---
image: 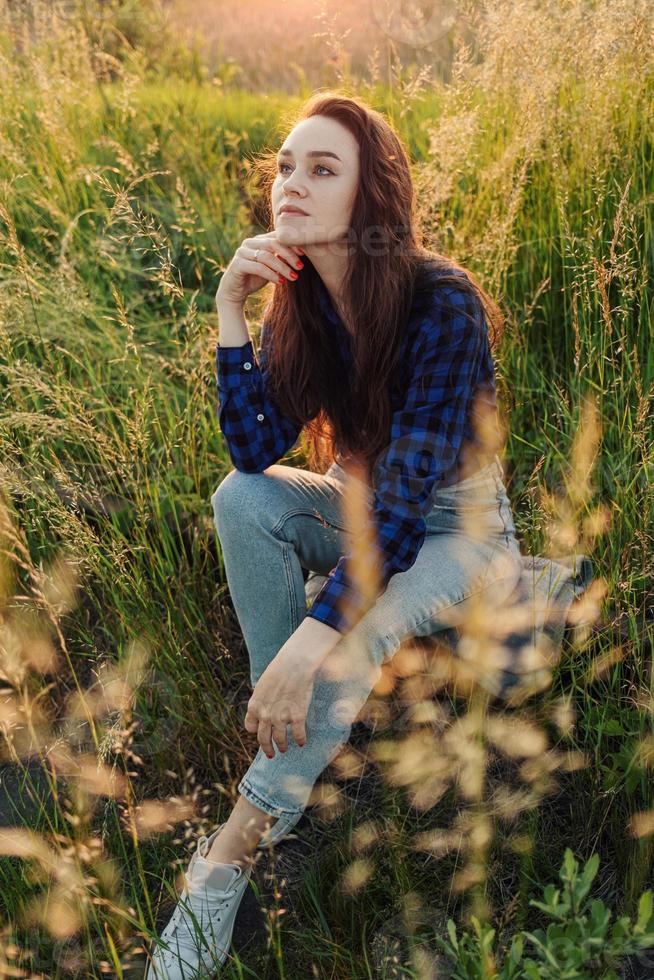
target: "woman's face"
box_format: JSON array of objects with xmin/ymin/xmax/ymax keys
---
[{"xmin": 271, "ymin": 115, "xmax": 360, "ymax": 248}]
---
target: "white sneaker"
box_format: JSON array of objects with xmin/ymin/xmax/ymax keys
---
[{"xmin": 145, "ymin": 823, "xmax": 252, "ymax": 979}]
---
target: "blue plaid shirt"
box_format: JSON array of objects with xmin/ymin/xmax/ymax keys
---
[{"xmin": 215, "ymin": 269, "xmax": 497, "ymax": 635}]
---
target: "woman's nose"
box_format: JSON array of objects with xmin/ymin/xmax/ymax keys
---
[{"xmin": 282, "ymin": 173, "xmax": 307, "ymax": 193}]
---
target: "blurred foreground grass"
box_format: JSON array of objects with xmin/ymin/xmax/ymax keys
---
[{"xmin": 0, "ymin": 0, "xmax": 653, "ymax": 976}]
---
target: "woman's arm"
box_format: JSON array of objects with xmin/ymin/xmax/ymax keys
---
[{"xmin": 215, "ymin": 302, "xmax": 303, "ymax": 473}]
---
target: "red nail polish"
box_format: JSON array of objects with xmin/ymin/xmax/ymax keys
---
[
  {"xmin": 296, "ymin": 261, "xmax": 303, "ymax": 269},
  {"xmin": 290, "ymin": 271, "xmax": 298, "ymax": 279},
  {"xmin": 278, "ymin": 276, "xmax": 284, "ymax": 284}
]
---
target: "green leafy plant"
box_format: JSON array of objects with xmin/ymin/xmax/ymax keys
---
[{"xmin": 437, "ymin": 849, "xmax": 654, "ymax": 978}]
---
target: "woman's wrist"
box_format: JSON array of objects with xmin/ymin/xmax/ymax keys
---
[
  {"xmin": 216, "ymin": 299, "xmax": 250, "ymax": 347},
  {"xmin": 215, "ymin": 290, "xmax": 244, "ymax": 311},
  {"xmin": 279, "ymin": 616, "xmax": 343, "ymax": 673}
]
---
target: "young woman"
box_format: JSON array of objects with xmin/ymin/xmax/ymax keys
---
[{"xmin": 145, "ymin": 91, "xmax": 524, "ymax": 979}]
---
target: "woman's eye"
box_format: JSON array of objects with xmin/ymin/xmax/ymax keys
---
[{"xmin": 277, "ymin": 163, "xmax": 333, "ymax": 176}]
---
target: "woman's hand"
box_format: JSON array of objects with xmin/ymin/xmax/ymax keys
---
[
  {"xmin": 215, "ymin": 230, "xmax": 305, "ymax": 309},
  {"xmin": 244, "ymin": 647, "xmax": 316, "ymax": 757}
]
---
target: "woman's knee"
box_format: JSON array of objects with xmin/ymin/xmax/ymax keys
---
[
  {"xmin": 211, "ymin": 466, "xmax": 285, "ymax": 535},
  {"xmin": 210, "ymin": 467, "xmax": 253, "ymax": 529}
]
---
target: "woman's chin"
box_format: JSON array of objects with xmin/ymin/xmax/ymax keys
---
[{"xmin": 275, "ymin": 225, "xmax": 308, "ymax": 246}]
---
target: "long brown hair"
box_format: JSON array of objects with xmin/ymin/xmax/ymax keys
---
[{"xmin": 250, "ymin": 91, "xmax": 505, "ymax": 477}]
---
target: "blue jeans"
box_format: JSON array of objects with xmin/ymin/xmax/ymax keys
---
[{"xmin": 210, "ymin": 453, "xmax": 523, "ymax": 827}]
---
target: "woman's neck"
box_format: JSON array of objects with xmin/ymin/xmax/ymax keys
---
[{"xmin": 303, "ymin": 246, "xmax": 352, "ymax": 329}]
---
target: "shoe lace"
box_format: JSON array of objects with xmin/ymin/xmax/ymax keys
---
[{"xmin": 154, "ymin": 835, "xmax": 244, "ymax": 967}]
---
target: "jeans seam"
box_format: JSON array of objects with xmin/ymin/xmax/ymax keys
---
[
  {"xmin": 493, "ymin": 474, "xmax": 510, "ymax": 537},
  {"xmin": 282, "ymin": 542, "xmax": 300, "ymax": 632},
  {"xmin": 238, "ymin": 777, "xmax": 305, "ymax": 817}
]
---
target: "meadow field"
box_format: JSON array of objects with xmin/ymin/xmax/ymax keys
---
[{"xmin": 0, "ymin": 0, "xmax": 653, "ymax": 976}]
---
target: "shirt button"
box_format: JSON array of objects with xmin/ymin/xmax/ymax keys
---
[
  {"xmin": 257, "ymin": 413, "xmax": 265, "ymax": 421},
  {"xmin": 243, "ymin": 361, "xmax": 252, "ymax": 370}
]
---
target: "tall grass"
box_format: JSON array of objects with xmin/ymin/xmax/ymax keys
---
[{"xmin": 0, "ymin": 0, "xmax": 652, "ymax": 976}]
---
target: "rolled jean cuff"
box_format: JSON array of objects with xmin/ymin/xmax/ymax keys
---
[{"xmin": 238, "ymin": 776, "xmax": 305, "ymax": 819}]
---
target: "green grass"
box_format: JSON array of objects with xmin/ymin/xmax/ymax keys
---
[{"xmin": 0, "ymin": 0, "xmax": 653, "ymax": 976}]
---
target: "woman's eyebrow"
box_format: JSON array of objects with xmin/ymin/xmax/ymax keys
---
[{"xmin": 277, "ymin": 148, "xmax": 342, "ymax": 161}]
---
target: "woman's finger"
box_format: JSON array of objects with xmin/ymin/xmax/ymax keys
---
[
  {"xmin": 258, "ymin": 718, "xmax": 274, "ymax": 758},
  {"xmin": 244, "ymin": 236, "xmax": 305, "ymax": 272},
  {"xmin": 291, "ymin": 718, "xmax": 307, "ymax": 748},
  {"xmin": 271, "ymin": 722, "xmax": 289, "ymax": 753},
  {"xmin": 241, "ymin": 243, "xmax": 303, "ymax": 281},
  {"xmin": 244, "ymin": 698, "xmax": 261, "ymax": 733},
  {"xmin": 234, "ymin": 255, "xmax": 280, "ymax": 285}
]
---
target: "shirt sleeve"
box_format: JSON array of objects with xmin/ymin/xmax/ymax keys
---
[
  {"xmin": 305, "ymin": 284, "xmax": 489, "ymax": 635},
  {"xmin": 215, "ymin": 315, "xmax": 303, "ymax": 473}
]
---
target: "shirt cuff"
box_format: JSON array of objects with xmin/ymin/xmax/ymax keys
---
[
  {"xmin": 305, "ymin": 604, "xmax": 348, "ymax": 634},
  {"xmin": 305, "ymin": 567, "xmax": 380, "ymax": 635},
  {"xmin": 215, "ymin": 340, "xmax": 257, "ymax": 394}
]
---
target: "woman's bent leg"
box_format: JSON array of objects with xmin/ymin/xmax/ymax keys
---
[
  {"xmin": 210, "ymin": 461, "xmax": 356, "ymax": 833},
  {"xmin": 211, "ymin": 457, "xmax": 522, "ymax": 829},
  {"xmin": 210, "ymin": 463, "xmax": 349, "ymax": 687},
  {"xmin": 236, "ymin": 527, "xmax": 523, "ymax": 820}
]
